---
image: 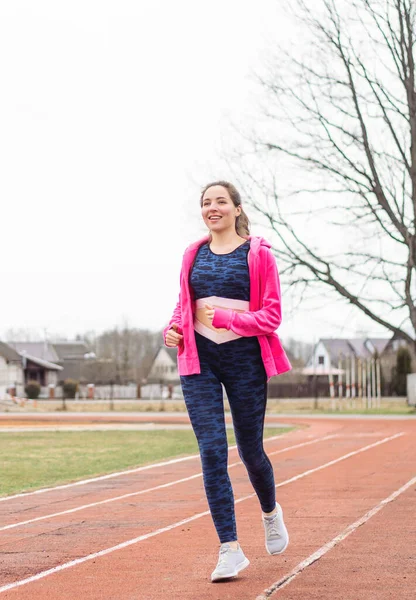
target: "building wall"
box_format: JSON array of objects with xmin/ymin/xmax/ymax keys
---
[
  {"xmin": 45, "ymin": 371, "xmax": 59, "ymax": 386},
  {"xmin": 308, "ymin": 342, "xmax": 330, "ymax": 370},
  {"xmin": 0, "ymin": 356, "xmax": 8, "ymax": 397},
  {"xmin": 9, "ymin": 363, "xmax": 24, "ymax": 385},
  {"xmin": 0, "ymin": 357, "xmax": 24, "ymax": 397}
]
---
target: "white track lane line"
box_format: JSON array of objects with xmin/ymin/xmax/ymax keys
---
[
  {"xmin": 0, "ymin": 432, "xmax": 403, "ymax": 594},
  {"xmin": 1, "ymin": 435, "xmax": 336, "ymax": 532},
  {"xmin": 255, "ymin": 473, "xmax": 416, "ymax": 599},
  {"xmin": 0, "ymin": 431, "xmax": 294, "ymax": 503}
]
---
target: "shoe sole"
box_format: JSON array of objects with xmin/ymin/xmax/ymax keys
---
[
  {"xmin": 266, "ymin": 540, "xmax": 289, "ymax": 556},
  {"xmin": 211, "ymin": 557, "xmax": 250, "ymax": 582}
]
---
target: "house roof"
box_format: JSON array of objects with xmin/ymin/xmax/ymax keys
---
[
  {"xmin": 9, "ymin": 342, "xmax": 60, "ymax": 363},
  {"xmin": 347, "ymin": 339, "xmax": 370, "ymax": 357},
  {"xmin": 53, "ymin": 342, "xmax": 90, "ymax": 360},
  {"xmin": 320, "ymin": 339, "xmax": 354, "ymax": 359},
  {"xmin": 320, "ymin": 337, "xmax": 391, "ymax": 362},
  {"xmin": 165, "ymin": 347, "xmax": 178, "ymax": 362},
  {"xmin": 147, "ymin": 345, "xmax": 177, "ymax": 368},
  {"xmin": 24, "ymin": 354, "xmax": 63, "ymax": 371},
  {"xmin": 0, "ymin": 341, "xmax": 22, "ymax": 362},
  {"xmin": 367, "ymin": 338, "xmax": 390, "ymax": 355}
]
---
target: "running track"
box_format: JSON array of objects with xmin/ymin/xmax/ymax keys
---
[{"xmin": 0, "ymin": 415, "xmax": 415, "ymax": 599}]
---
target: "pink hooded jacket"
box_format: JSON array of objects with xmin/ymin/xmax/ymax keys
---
[{"xmin": 163, "ymin": 235, "xmax": 292, "ymax": 380}]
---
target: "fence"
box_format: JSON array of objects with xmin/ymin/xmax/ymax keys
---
[
  {"xmin": 269, "ymin": 356, "xmax": 390, "ymax": 408},
  {"xmin": 36, "ymin": 383, "xmax": 139, "ymax": 400}
]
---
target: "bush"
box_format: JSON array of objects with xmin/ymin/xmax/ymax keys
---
[
  {"xmin": 25, "ymin": 380, "xmax": 41, "ymax": 399},
  {"xmin": 63, "ymin": 379, "xmax": 78, "ymax": 399}
]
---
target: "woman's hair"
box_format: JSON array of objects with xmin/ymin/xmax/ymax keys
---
[{"xmin": 200, "ymin": 180, "xmax": 250, "ymax": 236}]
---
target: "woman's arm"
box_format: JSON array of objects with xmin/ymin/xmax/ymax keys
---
[{"xmin": 212, "ymin": 249, "xmax": 282, "ymax": 336}]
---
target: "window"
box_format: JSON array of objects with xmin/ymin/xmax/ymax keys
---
[{"xmin": 318, "ymin": 356, "xmax": 324, "ymax": 365}]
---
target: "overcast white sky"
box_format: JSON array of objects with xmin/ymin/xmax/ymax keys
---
[{"xmin": 0, "ymin": 0, "xmax": 393, "ymax": 345}]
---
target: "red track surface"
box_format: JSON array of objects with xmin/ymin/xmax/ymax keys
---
[{"xmin": 0, "ymin": 416, "xmax": 415, "ymax": 599}]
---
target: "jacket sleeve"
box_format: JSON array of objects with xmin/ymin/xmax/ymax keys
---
[
  {"xmin": 163, "ymin": 292, "xmax": 183, "ymax": 345},
  {"xmin": 212, "ymin": 248, "xmax": 282, "ymax": 336},
  {"xmin": 163, "ymin": 252, "xmax": 186, "ymax": 346}
]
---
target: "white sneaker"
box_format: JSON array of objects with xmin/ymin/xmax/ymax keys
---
[
  {"xmin": 210, "ymin": 543, "xmax": 250, "ymax": 582},
  {"xmin": 262, "ymin": 502, "xmax": 289, "ymax": 555}
]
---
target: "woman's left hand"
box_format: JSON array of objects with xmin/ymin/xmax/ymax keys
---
[{"xmin": 204, "ymin": 304, "xmax": 215, "ymax": 322}]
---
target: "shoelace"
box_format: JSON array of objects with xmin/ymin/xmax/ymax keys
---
[
  {"xmin": 217, "ymin": 547, "xmax": 233, "ymax": 568},
  {"xmin": 265, "ymin": 515, "xmax": 282, "ymax": 539}
]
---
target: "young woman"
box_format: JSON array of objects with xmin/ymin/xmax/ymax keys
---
[{"xmin": 164, "ymin": 181, "xmax": 291, "ymax": 582}]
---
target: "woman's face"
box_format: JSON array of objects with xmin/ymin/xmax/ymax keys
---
[{"xmin": 201, "ymin": 185, "xmax": 241, "ymax": 233}]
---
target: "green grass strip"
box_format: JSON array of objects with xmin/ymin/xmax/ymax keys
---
[{"xmin": 0, "ymin": 427, "xmax": 291, "ymax": 497}]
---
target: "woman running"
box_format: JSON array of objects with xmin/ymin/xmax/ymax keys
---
[{"xmin": 164, "ymin": 181, "xmax": 291, "ymax": 582}]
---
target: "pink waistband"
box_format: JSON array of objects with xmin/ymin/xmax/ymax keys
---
[
  {"xmin": 194, "ymin": 296, "xmax": 249, "ymax": 345},
  {"xmin": 194, "ymin": 320, "xmax": 242, "ymax": 344},
  {"xmin": 195, "ymin": 296, "xmax": 249, "ymax": 311}
]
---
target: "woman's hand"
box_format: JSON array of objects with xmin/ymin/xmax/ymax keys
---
[
  {"xmin": 204, "ymin": 304, "xmax": 215, "ymax": 322},
  {"xmin": 165, "ymin": 324, "xmax": 183, "ymax": 347}
]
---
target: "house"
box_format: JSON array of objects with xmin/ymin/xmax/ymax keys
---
[
  {"xmin": 143, "ymin": 346, "xmax": 181, "ymax": 399},
  {"xmin": 8, "ymin": 341, "xmax": 63, "ymax": 388},
  {"xmin": 21, "ymin": 353, "xmax": 63, "ymax": 387},
  {"xmin": 146, "ymin": 347, "xmax": 179, "ymax": 383},
  {"xmin": 304, "ymin": 335, "xmax": 415, "ymax": 396},
  {"xmin": 307, "ymin": 337, "xmax": 391, "ymax": 372},
  {"xmin": 53, "ymin": 341, "xmax": 91, "ymax": 382},
  {"xmin": 0, "ymin": 340, "xmax": 65, "ymax": 398},
  {"xmin": 0, "ymin": 342, "xmax": 24, "ymax": 398},
  {"xmin": 8, "ymin": 340, "xmax": 91, "ymax": 385}
]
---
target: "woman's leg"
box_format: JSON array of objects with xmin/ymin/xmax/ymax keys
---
[
  {"xmin": 180, "ymin": 353, "xmax": 237, "ymax": 544},
  {"xmin": 221, "ymin": 339, "xmax": 276, "ymax": 514}
]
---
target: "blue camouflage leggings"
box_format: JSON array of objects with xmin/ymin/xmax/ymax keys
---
[{"xmin": 180, "ymin": 332, "xmax": 276, "ymax": 543}]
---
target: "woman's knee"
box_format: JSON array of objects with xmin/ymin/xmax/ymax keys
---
[
  {"xmin": 200, "ymin": 441, "xmax": 228, "ymax": 467},
  {"xmin": 238, "ymin": 447, "xmax": 267, "ymax": 471}
]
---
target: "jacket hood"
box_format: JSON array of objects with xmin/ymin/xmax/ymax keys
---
[
  {"xmin": 248, "ymin": 236, "xmax": 271, "ymax": 252},
  {"xmin": 184, "ymin": 235, "xmax": 271, "ymax": 256}
]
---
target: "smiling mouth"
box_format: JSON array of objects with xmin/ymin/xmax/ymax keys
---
[{"xmin": 208, "ymin": 216, "xmax": 222, "ymax": 221}]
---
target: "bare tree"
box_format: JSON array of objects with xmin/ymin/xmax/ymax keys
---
[
  {"xmin": 231, "ymin": 0, "xmax": 416, "ymax": 347},
  {"xmin": 5, "ymin": 328, "xmax": 48, "ymax": 342},
  {"xmin": 83, "ymin": 326, "xmax": 161, "ymax": 384}
]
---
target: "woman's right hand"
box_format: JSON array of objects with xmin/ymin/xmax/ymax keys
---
[{"xmin": 165, "ymin": 324, "xmax": 183, "ymax": 347}]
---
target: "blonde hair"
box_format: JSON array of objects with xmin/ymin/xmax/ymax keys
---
[{"xmin": 200, "ymin": 180, "xmax": 250, "ymax": 236}]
